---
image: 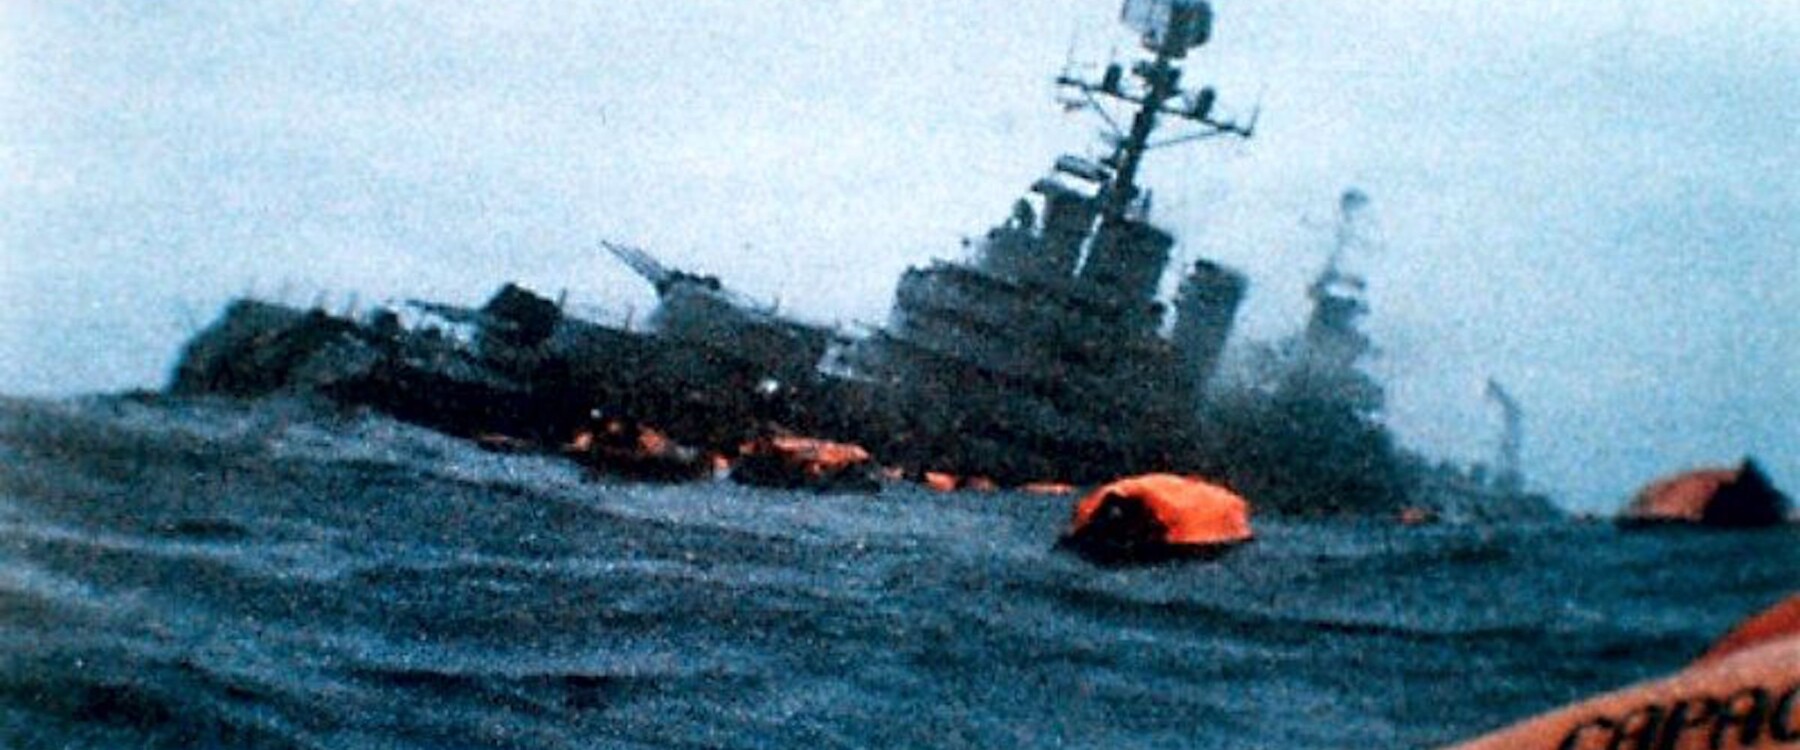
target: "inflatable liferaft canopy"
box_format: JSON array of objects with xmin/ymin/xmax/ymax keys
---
[
  {"xmin": 1059, "ymin": 473, "xmax": 1252, "ymax": 564},
  {"xmin": 1699, "ymin": 595, "xmax": 1800, "ymax": 667},
  {"xmin": 1619, "ymin": 458, "xmax": 1792, "ymax": 528},
  {"xmin": 1447, "ymin": 594, "xmax": 1800, "ymax": 749}
]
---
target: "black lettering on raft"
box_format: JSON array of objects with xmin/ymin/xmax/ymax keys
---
[
  {"xmin": 1711, "ymin": 689, "xmax": 1769, "ymax": 750},
  {"xmin": 1558, "ymin": 716, "xmax": 1615, "ymax": 750},
  {"xmin": 1653, "ymin": 698, "xmax": 1717, "ymax": 750},
  {"xmin": 1773, "ymin": 683, "xmax": 1800, "ymax": 743},
  {"xmin": 1550, "ymin": 681, "xmax": 1800, "ymax": 750},
  {"xmin": 1611, "ymin": 703, "xmax": 1664, "ymax": 750}
]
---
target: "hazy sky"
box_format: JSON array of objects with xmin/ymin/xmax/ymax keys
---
[{"xmin": 3, "ymin": 1, "xmax": 1795, "ymax": 512}]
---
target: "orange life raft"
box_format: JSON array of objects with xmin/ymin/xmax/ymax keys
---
[
  {"xmin": 1447, "ymin": 594, "xmax": 1800, "ymax": 749},
  {"xmin": 1698, "ymin": 594, "xmax": 1800, "ymax": 666},
  {"xmin": 563, "ymin": 420, "xmax": 711, "ymax": 481},
  {"xmin": 1058, "ymin": 473, "xmax": 1253, "ymax": 564},
  {"xmin": 1618, "ymin": 458, "xmax": 1791, "ymax": 528},
  {"xmin": 731, "ymin": 435, "xmax": 880, "ymax": 492}
]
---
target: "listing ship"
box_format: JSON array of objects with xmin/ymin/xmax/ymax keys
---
[{"xmin": 166, "ymin": 0, "xmax": 1558, "ymax": 518}]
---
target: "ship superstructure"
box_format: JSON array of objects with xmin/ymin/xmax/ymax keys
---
[
  {"xmin": 1281, "ymin": 188, "xmax": 1383, "ymax": 413},
  {"xmin": 843, "ymin": 0, "xmax": 1253, "ymax": 482}
]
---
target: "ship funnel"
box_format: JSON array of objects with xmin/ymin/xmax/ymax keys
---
[{"xmin": 1173, "ymin": 260, "xmax": 1246, "ymax": 394}]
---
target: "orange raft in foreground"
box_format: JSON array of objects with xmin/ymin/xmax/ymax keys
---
[
  {"xmin": 1619, "ymin": 458, "xmax": 1792, "ymax": 528},
  {"xmin": 1446, "ymin": 594, "xmax": 1800, "ymax": 750},
  {"xmin": 1057, "ymin": 473, "xmax": 1253, "ymax": 564}
]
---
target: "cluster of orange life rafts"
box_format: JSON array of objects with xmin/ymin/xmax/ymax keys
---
[{"xmin": 547, "ymin": 426, "xmax": 1800, "ymax": 746}]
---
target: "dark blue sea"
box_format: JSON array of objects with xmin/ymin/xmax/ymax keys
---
[{"xmin": 3, "ymin": 396, "xmax": 1795, "ymax": 749}]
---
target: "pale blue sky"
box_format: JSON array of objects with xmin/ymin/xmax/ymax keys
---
[{"xmin": 3, "ymin": 1, "xmax": 1795, "ymax": 512}]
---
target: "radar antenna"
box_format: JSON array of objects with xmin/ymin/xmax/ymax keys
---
[{"xmin": 1326, "ymin": 188, "xmax": 1370, "ymax": 280}]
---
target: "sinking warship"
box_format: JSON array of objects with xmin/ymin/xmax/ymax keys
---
[{"xmin": 168, "ymin": 0, "xmax": 1558, "ymax": 517}]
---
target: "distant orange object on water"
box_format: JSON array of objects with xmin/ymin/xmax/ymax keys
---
[
  {"xmin": 1618, "ymin": 458, "xmax": 1791, "ymax": 528},
  {"xmin": 922, "ymin": 471, "xmax": 957, "ymax": 492},
  {"xmin": 732, "ymin": 435, "xmax": 878, "ymax": 492},
  {"xmin": 1398, "ymin": 506, "xmax": 1438, "ymax": 526},
  {"xmin": 754, "ymin": 435, "xmax": 872, "ymax": 468},
  {"xmin": 1059, "ymin": 473, "xmax": 1252, "ymax": 564}
]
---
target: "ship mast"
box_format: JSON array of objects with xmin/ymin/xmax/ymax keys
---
[
  {"xmin": 1485, "ymin": 379, "xmax": 1524, "ymax": 493},
  {"xmin": 1056, "ymin": 0, "xmax": 1255, "ymax": 227}
]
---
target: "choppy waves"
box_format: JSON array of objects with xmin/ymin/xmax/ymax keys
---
[{"xmin": 2, "ymin": 396, "xmax": 1795, "ymax": 748}]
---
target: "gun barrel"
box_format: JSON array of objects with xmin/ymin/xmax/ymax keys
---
[{"xmin": 600, "ymin": 241, "xmax": 672, "ymax": 287}]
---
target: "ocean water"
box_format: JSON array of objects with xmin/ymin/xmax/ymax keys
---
[{"xmin": 2, "ymin": 396, "xmax": 1794, "ymax": 749}]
